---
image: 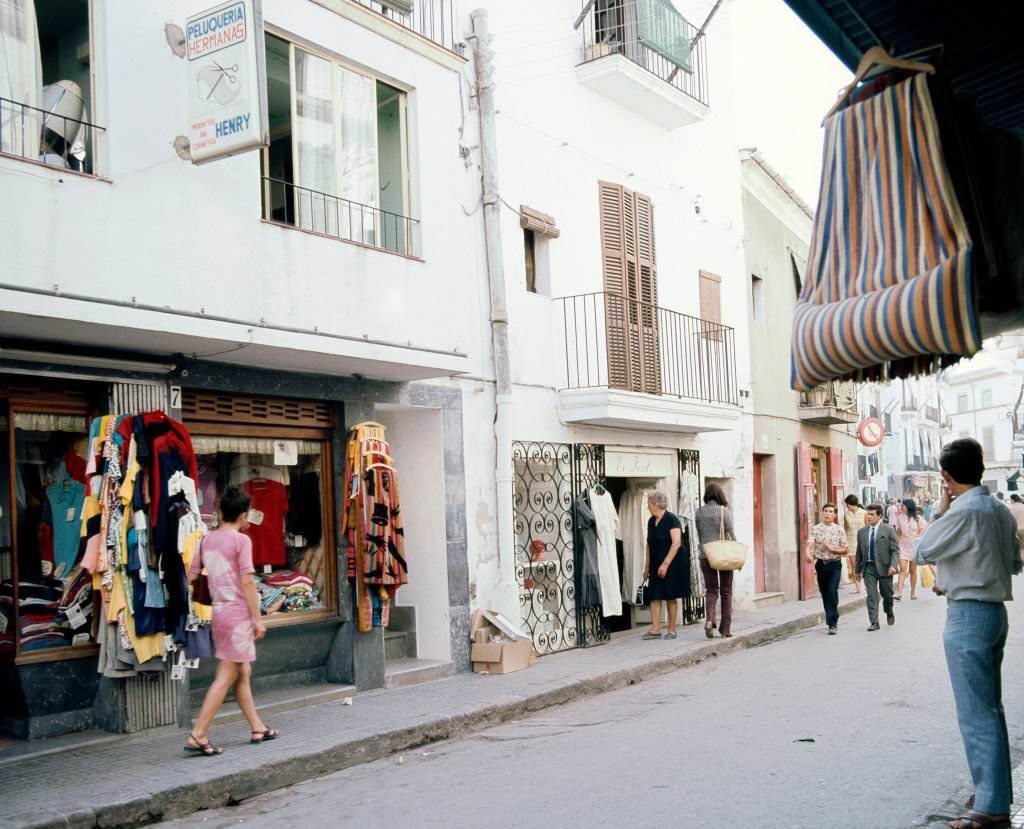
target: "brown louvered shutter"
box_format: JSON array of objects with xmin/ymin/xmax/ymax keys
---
[
  {"xmin": 599, "ymin": 181, "xmax": 661, "ymax": 394},
  {"xmin": 600, "ymin": 181, "xmax": 631, "ymax": 390},
  {"xmin": 634, "ymin": 192, "xmax": 661, "ymax": 394},
  {"xmin": 699, "ymin": 269, "xmax": 722, "ymax": 340}
]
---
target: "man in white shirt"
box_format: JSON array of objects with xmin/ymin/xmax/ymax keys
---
[{"xmin": 916, "ymin": 438, "xmax": 1022, "ymax": 829}]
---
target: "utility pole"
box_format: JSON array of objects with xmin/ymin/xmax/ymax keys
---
[{"xmin": 471, "ymin": 7, "xmax": 516, "ymax": 618}]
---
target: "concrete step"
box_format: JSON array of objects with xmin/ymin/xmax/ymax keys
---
[
  {"xmin": 210, "ymin": 680, "xmax": 356, "ymax": 727},
  {"xmin": 753, "ymin": 591, "xmax": 786, "ymax": 608},
  {"xmin": 384, "ymin": 630, "xmax": 408, "ymax": 660},
  {"xmin": 384, "ymin": 658, "xmax": 454, "ymax": 689}
]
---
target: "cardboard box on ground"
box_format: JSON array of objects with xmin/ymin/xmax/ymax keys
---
[{"xmin": 469, "ymin": 609, "xmax": 538, "ymax": 674}]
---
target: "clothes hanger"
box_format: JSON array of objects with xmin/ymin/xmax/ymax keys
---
[{"xmin": 822, "ymin": 46, "xmax": 935, "ymax": 124}]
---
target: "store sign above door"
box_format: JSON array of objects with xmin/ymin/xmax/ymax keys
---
[
  {"xmin": 605, "ymin": 450, "xmax": 673, "ymax": 478},
  {"xmin": 185, "ymin": 0, "xmax": 268, "ymax": 164}
]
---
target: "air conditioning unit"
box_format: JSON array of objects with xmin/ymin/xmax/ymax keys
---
[{"xmin": 381, "ymin": 0, "xmax": 413, "ymax": 14}]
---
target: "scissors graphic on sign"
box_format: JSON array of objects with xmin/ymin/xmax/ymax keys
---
[{"xmin": 205, "ymin": 61, "xmax": 239, "ymax": 101}]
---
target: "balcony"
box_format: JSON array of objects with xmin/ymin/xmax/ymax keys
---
[
  {"xmin": 329, "ymin": 0, "xmax": 458, "ymax": 54},
  {"xmin": 576, "ymin": 0, "xmax": 709, "ymax": 129},
  {"xmin": 557, "ymin": 292, "xmax": 740, "ymax": 433},
  {"xmin": 0, "ymin": 96, "xmax": 104, "ymax": 177},
  {"xmin": 261, "ymin": 177, "xmax": 419, "ymax": 257},
  {"xmin": 799, "ymin": 382, "xmax": 858, "ymax": 426}
]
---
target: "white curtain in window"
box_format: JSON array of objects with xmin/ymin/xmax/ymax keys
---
[
  {"xmin": 293, "ymin": 47, "xmax": 337, "ymax": 234},
  {"xmin": 0, "ymin": 0, "xmax": 42, "ymax": 157},
  {"xmin": 336, "ymin": 66, "xmax": 378, "ymax": 246}
]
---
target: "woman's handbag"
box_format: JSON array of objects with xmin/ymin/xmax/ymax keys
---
[
  {"xmin": 703, "ymin": 506, "xmax": 748, "ymax": 571},
  {"xmin": 190, "ymin": 537, "xmax": 213, "ymax": 606},
  {"xmin": 920, "ymin": 563, "xmax": 936, "ymax": 589},
  {"xmin": 634, "ymin": 579, "xmax": 649, "ymax": 607},
  {"xmin": 184, "ymin": 624, "xmax": 214, "ymax": 659}
]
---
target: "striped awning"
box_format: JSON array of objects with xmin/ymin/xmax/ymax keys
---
[{"xmin": 790, "ymin": 72, "xmax": 981, "ymax": 392}]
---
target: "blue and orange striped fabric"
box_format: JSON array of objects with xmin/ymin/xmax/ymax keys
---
[{"xmin": 791, "ymin": 72, "xmax": 981, "ymax": 392}]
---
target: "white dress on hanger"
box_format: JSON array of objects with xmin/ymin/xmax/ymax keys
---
[
  {"xmin": 619, "ymin": 486, "xmax": 651, "ymax": 604},
  {"xmin": 589, "ymin": 487, "xmax": 622, "ymax": 617},
  {"xmin": 680, "ymin": 469, "xmax": 705, "ymax": 598}
]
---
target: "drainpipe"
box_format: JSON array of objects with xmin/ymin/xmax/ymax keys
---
[{"xmin": 472, "ymin": 8, "xmax": 516, "ymax": 618}]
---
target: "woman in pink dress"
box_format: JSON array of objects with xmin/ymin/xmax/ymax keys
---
[
  {"xmin": 185, "ymin": 487, "xmax": 278, "ymax": 755},
  {"xmin": 895, "ymin": 498, "xmax": 928, "ymax": 601}
]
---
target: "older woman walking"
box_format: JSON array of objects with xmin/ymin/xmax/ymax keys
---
[
  {"xmin": 642, "ymin": 491, "xmax": 686, "ymax": 640},
  {"xmin": 695, "ymin": 484, "xmax": 736, "ymax": 638},
  {"xmin": 184, "ymin": 486, "xmax": 277, "ymax": 756}
]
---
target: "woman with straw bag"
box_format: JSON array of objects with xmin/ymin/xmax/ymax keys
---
[{"xmin": 695, "ymin": 484, "xmax": 740, "ymax": 638}]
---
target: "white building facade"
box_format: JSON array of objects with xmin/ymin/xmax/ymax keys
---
[{"xmin": 456, "ymin": 0, "xmax": 756, "ymax": 652}]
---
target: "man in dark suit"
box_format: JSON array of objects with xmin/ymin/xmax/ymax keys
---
[{"xmin": 856, "ymin": 504, "xmax": 899, "ymax": 630}]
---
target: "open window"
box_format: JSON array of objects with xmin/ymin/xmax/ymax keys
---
[
  {"xmin": 261, "ymin": 32, "xmax": 415, "ymax": 255},
  {"xmin": 0, "ymin": 0, "xmax": 100, "ymax": 174}
]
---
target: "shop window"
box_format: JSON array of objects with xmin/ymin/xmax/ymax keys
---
[
  {"xmin": 1, "ymin": 388, "xmax": 97, "ymax": 660},
  {"xmin": 183, "ymin": 392, "xmax": 337, "ymax": 623},
  {"xmin": 261, "ymin": 32, "xmax": 415, "ymax": 255},
  {"xmin": 0, "ymin": 0, "xmax": 101, "ymax": 174}
]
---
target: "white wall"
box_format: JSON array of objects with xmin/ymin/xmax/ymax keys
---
[
  {"xmin": 0, "ymin": 0, "xmax": 483, "ymax": 378},
  {"xmin": 375, "ymin": 404, "xmax": 451, "ymax": 662}
]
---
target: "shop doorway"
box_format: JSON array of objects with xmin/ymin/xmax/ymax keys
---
[{"xmin": 375, "ymin": 405, "xmax": 450, "ymax": 666}]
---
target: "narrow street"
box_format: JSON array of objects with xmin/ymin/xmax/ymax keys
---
[{"xmin": 162, "ymin": 592, "xmax": 1024, "ymax": 829}]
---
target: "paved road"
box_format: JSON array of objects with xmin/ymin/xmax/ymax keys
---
[{"xmin": 165, "ymin": 592, "xmax": 1024, "ymax": 828}]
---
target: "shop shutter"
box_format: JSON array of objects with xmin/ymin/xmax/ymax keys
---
[
  {"xmin": 599, "ymin": 180, "xmax": 632, "ymax": 390},
  {"xmin": 599, "ymin": 181, "xmax": 661, "ymax": 394},
  {"xmin": 826, "ymin": 446, "xmax": 845, "ymax": 507},
  {"xmin": 795, "ymin": 441, "xmax": 817, "ymax": 600},
  {"xmin": 110, "ymin": 381, "xmax": 169, "ymax": 415},
  {"xmin": 182, "ymin": 391, "xmax": 332, "ymax": 429}
]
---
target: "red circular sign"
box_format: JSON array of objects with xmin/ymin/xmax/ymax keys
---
[{"xmin": 858, "ymin": 417, "xmax": 885, "ymax": 447}]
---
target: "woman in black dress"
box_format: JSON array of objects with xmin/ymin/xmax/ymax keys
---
[{"xmin": 642, "ymin": 491, "xmax": 686, "ymax": 640}]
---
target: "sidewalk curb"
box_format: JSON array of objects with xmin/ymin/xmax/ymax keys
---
[{"xmin": 14, "ymin": 596, "xmax": 866, "ymax": 829}]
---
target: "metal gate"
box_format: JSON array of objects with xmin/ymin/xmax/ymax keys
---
[
  {"xmin": 512, "ymin": 441, "xmax": 609, "ymax": 655},
  {"xmin": 678, "ymin": 448, "xmax": 706, "ymax": 625}
]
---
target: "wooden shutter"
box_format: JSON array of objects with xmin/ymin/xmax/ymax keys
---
[
  {"xmin": 599, "ymin": 181, "xmax": 661, "ymax": 394},
  {"xmin": 635, "ymin": 192, "xmax": 661, "ymax": 394},
  {"xmin": 826, "ymin": 446, "xmax": 845, "ymax": 507},
  {"xmin": 795, "ymin": 441, "xmax": 817, "ymax": 600}
]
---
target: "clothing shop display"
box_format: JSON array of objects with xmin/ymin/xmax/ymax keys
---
[
  {"xmin": 618, "ymin": 484, "xmax": 656, "ymax": 605},
  {"xmin": 678, "ymin": 470, "xmax": 705, "ymax": 599},
  {"xmin": 342, "ymin": 422, "xmax": 407, "ymax": 632},
  {"xmin": 572, "ymin": 492, "xmax": 602, "ymax": 610},
  {"xmin": 78, "ymin": 411, "xmax": 207, "ymax": 677},
  {"xmin": 242, "ymin": 477, "xmax": 289, "ymax": 567},
  {"xmin": 588, "ymin": 487, "xmax": 621, "ymax": 617}
]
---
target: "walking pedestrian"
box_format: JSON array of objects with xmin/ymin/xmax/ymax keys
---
[
  {"xmin": 886, "ymin": 498, "xmax": 899, "ymax": 526},
  {"xmin": 843, "ymin": 494, "xmax": 866, "ymax": 594},
  {"xmin": 641, "ymin": 491, "xmax": 685, "ymax": 640},
  {"xmin": 895, "ymin": 498, "xmax": 928, "ymax": 600},
  {"xmin": 805, "ymin": 503, "xmax": 847, "ymax": 634},
  {"xmin": 916, "ymin": 438, "xmax": 1022, "ymax": 829},
  {"xmin": 695, "ymin": 483, "xmax": 735, "ymax": 638},
  {"xmin": 855, "ymin": 504, "xmax": 898, "ymax": 630},
  {"xmin": 185, "ymin": 486, "xmax": 278, "ymax": 756}
]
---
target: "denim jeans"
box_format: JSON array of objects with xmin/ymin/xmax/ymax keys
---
[
  {"xmin": 943, "ymin": 600, "xmax": 1012, "ymax": 815},
  {"xmin": 815, "ymin": 559, "xmax": 842, "ymax": 627}
]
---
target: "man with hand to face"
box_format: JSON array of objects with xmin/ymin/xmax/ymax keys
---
[
  {"xmin": 916, "ymin": 438, "xmax": 1023, "ymax": 829},
  {"xmin": 856, "ymin": 504, "xmax": 899, "ymax": 631}
]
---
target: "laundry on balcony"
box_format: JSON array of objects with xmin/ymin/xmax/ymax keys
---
[{"xmin": 791, "ymin": 47, "xmax": 1024, "ymax": 392}]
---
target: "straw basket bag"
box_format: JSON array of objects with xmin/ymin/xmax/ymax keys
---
[{"xmin": 703, "ymin": 506, "xmax": 747, "ymax": 571}]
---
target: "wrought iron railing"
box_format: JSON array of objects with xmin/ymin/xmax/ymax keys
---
[
  {"xmin": 349, "ymin": 0, "xmax": 459, "ymax": 54},
  {"xmin": 261, "ymin": 176, "xmax": 419, "ymax": 256},
  {"xmin": 577, "ymin": 0, "xmax": 710, "ymax": 107},
  {"xmin": 559, "ymin": 292, "xmax": 738, "ymax": 405},
  {"xmin": 0, "ymin": 96, "xmax": 104, "ymax": 175}
]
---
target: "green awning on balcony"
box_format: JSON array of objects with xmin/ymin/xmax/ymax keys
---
[{"xmin": 636, "ymin": 0, "xmax": 692, "ymax": 73}]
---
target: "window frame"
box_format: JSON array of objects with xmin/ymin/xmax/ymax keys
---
[
  {"xmin": 261, "ymin": 26, "xmax": 415, "ymax": 255},
  {"xmin": 184, "ymin": 408, "xmax": 340, "ymax": 629}
]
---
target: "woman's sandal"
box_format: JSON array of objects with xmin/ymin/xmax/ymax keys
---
[
  {"xmin": 251, "ymin": 728, "xmax": 280, "ymax": 744},
  {"xmin": 184, "ymin": 734, "xmax": 224, "ymax": 756},
  {"xmin": 641, "ymin": 631, "xmax": 662, "ymax": 640},
  {"xmin": 949, "ymin": 810, "xmax": 1011, "ymax": 828},
  {"xmin": 704, "ymin": 624, "xmax": 715, "ymax": 639}
]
